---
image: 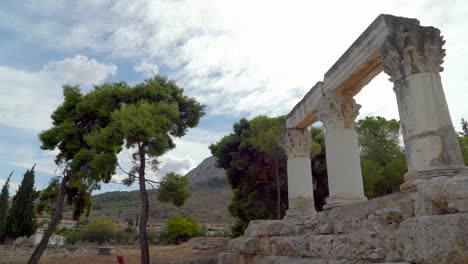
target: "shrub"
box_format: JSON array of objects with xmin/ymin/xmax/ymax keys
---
[
  {"xmin": 159, "ymin": 214, "xmax": 200, "ymax": 244},
  {"xmin": 63, "ymin": 230, "xmax": 81, "ymax": 244},
  {"xmin": 115, "ymin": 230, "xmax": 133, "ymax": 243},
  {"xmin": 146, "ymin": 230, "xmax": 158, "ymax": 244},
  {"xmin": 81, "ymin": 218, "xmax": 117, "ymax": 243}
]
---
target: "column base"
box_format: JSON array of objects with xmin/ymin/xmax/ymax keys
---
[
  {"xmin": 323, "ymin": 194, "xmax": 367, "ymax": 210},
  {"xmin": 285, "ymin": 197, "xmax": 316, "ymax": 219},
  {"xmin": 401, "ymin": 165, "xmax": 468, "ymax": 191}
]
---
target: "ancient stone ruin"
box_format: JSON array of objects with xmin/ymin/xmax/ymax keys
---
[{"xmin": 218, "ymin": 14, "xmax": 468, "ymax": 264}]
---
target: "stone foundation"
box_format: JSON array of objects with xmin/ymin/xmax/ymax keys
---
[{"xmin": 218, "ymin": 175, "xmax": 468, "ymax": 264}]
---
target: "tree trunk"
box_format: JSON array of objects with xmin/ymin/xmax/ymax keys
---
[
  {"xmin": 28, "ymin": 175, "xmax": 69, "ymax": 264},
  {"xmin": 138, "ymin": 144, "xmax": 150, "ymax": 264},
  {"xmin": 274, "ymin": 158, "xmax": 281, "ymax": 219}
]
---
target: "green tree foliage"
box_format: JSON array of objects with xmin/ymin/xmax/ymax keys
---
[
  {"xmin": 459, "ymin": 118, "xmax": 468, "ymax": 165},
  {"xmin": 30, "ymin": 85, "xmax": 121, "ymax": 264},
  {"xmin": 356, "ymin": 116, "xmax": 407, "ymax": 198},
  {"xmin": 309, "ymin": 126, "xmax": 328, "ymax": 209},
  {"xmin": 81, "ymin": 218, "xmax": 117, "ymax": 243},
  {"xmin": 159, "ymin": 214, "xmax": 200, "ymax": 244},
  {"xmin": 157, "ymin": 173, "xmax": 190, "ymax": 207},
  {"xmin": 5, "ymin": 166, "xmax": 37, "ymax": 240},
  {"xmin": 86, "ymin": 75, "xmax": 204, "ymax": 263},
  {"xmin": 210, "ymin": 116, "xmax": 288, "ymax": 237},
  {"xmin": 210, "ymin": 117, "xmax": 330, "ymax": 237},
  {"xmin": 460, "ymin": 118, "xmax": 468, "ymax": 137},
  {"xmin": 0, "ymin": 172, "xmax": 12, "ymax": 241}
]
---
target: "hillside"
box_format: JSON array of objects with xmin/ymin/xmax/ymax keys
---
[
  {"xmin": 89, "ymin": 156, "xmax": 233, "ymax": 227},
  {"xmin": 185, "ymin": 156, "xmax": 227, "ymax": 187}
]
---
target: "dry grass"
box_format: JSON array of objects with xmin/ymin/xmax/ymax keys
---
[{"xmin": 0, "ymin": 237, "xmax": 228, "ymax": 264}]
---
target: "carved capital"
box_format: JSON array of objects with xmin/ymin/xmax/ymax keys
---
[
  {"xmin": 318, "ymin": 93, "xmax": 360, "ymax": 129},
  {"xmin": 279, "ymin": 128, "xmax": 312, "ymax": 158},
  {"xmin": 381, "ymin": 26, "xmax": 445, "ymax": 82}
]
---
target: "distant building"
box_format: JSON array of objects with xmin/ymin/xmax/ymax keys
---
[
  {"xmin": 58, "ymin": 219, "xmax": 77, "ymax": 229},
  {"xmin": 15, "ymin": 228, "xmax": 65, "ymax": 246}
]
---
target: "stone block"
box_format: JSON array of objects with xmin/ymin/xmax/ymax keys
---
[
  {"xmin": 245, "ymin": 220, "xmax": 286, "ymax": 237},
  {"xmin": 228, "ymin": 237, "xmax": 257, "ymax": 255},
  {"xmin": 398, "ymin": 214, "xmax": 468, "ymax": 264},
  {"xmin": 415, "ymin": 175, "xmax": 468, "ymax": 216},
  {"xmin": 218, "ymin": 253, "xmax": 239, "ymax": 264}
]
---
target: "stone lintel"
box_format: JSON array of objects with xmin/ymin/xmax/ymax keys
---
[{"xmin": 286, "ymin": 14, "xmax": 421, "ymax": 129}]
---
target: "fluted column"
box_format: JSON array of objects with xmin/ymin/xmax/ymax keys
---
[
  {"xmin": 381, "ymin": 26, "xmax": 467, "ymax": 190},
  {"xmin": 279, "ymin": 128, "xmax": 316, "ymax": 217},
  {"xmin": 319, "ymin": 93, "xmax": 367, "ymax": 210}
]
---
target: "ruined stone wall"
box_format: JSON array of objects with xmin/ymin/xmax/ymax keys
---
[{"xmin": 219, "ymin": 175, "xmax": 468, "ymax": 264}]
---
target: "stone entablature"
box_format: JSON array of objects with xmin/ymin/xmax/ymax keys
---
[{"xmin": 285, "ymin": 13, "xmax": 465, "ymax": 194}]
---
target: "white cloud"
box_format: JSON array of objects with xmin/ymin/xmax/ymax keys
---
[
  {"xmin": 0, "ymin": 56, "xmax": 117, "ymax": 132},
  {"xmin": 42, "ymin": 55, "xmax": 117, "ymax": 86},
  {"xmin": 8, "ymin": 0, "xmax": 468, "ymax": 123},
  {"xmin": 2, "ymin": 0, "xmax": 468, "ymax": 192},
  {"xmin": 134, "ymin": 61, "xmax": 159, "ymax": 78}
]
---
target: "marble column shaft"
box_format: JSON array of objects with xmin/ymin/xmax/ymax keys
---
[
  {"xmin": 381, "ymin": 26, "xmax": 467, "ymax": 189},
  {"xmin": 319, "ymin": 93, "xmax": 367, "ymax": 210},
  {"xmin": 279, "ymin": 128, "xmax": 316, "ymax": 216}
]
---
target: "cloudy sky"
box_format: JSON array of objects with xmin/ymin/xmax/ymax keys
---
[{"xmin": 1, "ymin": 0, "xmax": 467, "ymax": 194}]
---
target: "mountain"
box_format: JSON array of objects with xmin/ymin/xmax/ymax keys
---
[
  {"xmin": 185, "ymin": 156, "xmax": 228, "ymax": 188},
  {"xmin": 87, "ymin": 156, "xmax": 233, "ymax": 226}
]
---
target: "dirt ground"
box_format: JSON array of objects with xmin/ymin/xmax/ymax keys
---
[{"xmin": 0, "ymin": 237, "xmax": 228, "ymax": 264}]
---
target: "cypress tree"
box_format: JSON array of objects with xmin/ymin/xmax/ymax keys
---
[
  {"xmin": 0, "ymin": 172, "xmax": 12, "ymax": 241},
  {"xmin": 5, "ymin": 166, "xmax": 38, "ymax": 240}
]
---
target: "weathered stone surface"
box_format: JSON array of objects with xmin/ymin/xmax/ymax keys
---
[
  {"xmin": 219, "ymin": 190, "xmax": 468, "ymax": 264},
  {"xmin": 398, "ymin": 214, "xmax": 468, "ymax": 264},
  {"xmin": 415, "ymin": 175, "xmax": 468, "ymax": 216},
  {"xmin": 218, "ymin": 253, "xmax": 238, "ymax": 264},
  {"xmin": 193, "ymin": 240, "xmax": 223, "ymax": 250},
  {"xmin": 317, "ymin": 223, "xmax": 333, "ymax": 234},
  {"xmin": 253, "ymin": 256, "xmax": 322, "ymax": 264},
  {"xmin": 245, "ymin": 220, "xmax": 286, "ymax": 237},
  {"xmin": 228, "ymin": 237, "xmax": 257, "ymax": 255}
]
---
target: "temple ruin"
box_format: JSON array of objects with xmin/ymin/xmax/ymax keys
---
[{"xmin": 218, "ymin": 14, "xmax": 468, "ymax": 264}]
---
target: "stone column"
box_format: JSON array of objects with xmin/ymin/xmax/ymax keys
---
[
  {"xmin": 279, "ymin": 128, "xmax": 316, "ymax": 217},
  {"xmin": 319, "ymin": 93, "xmax": 367, "ymax": 210},
  {"xmin": 382, "ymin": 26, "xmax": 467, "ymax": 190}
]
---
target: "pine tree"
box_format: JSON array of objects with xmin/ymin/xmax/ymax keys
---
[
  {"xmin": 5, "ymin": 166, "xmax": 38, "ymax": 240},
  {"xmin": 0, "ymin": 172, "xmax": 12, "ymax": 241}
]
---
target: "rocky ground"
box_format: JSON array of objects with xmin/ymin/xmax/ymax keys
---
[{"xmin": 0, "ymin": 237, "xmax": 228, "ymax": 264}]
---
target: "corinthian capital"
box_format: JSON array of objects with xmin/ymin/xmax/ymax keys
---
[
  {"xmin": 381, "ymin": 26, "xmax": 445, "ymax": 82},
  {"xmin": 279, "ymin": 128, "xmax": 312, "ymax": 158},
  {"xmin": 318, "ymin": 93, "xmax": 360, "ymax": 129}
]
